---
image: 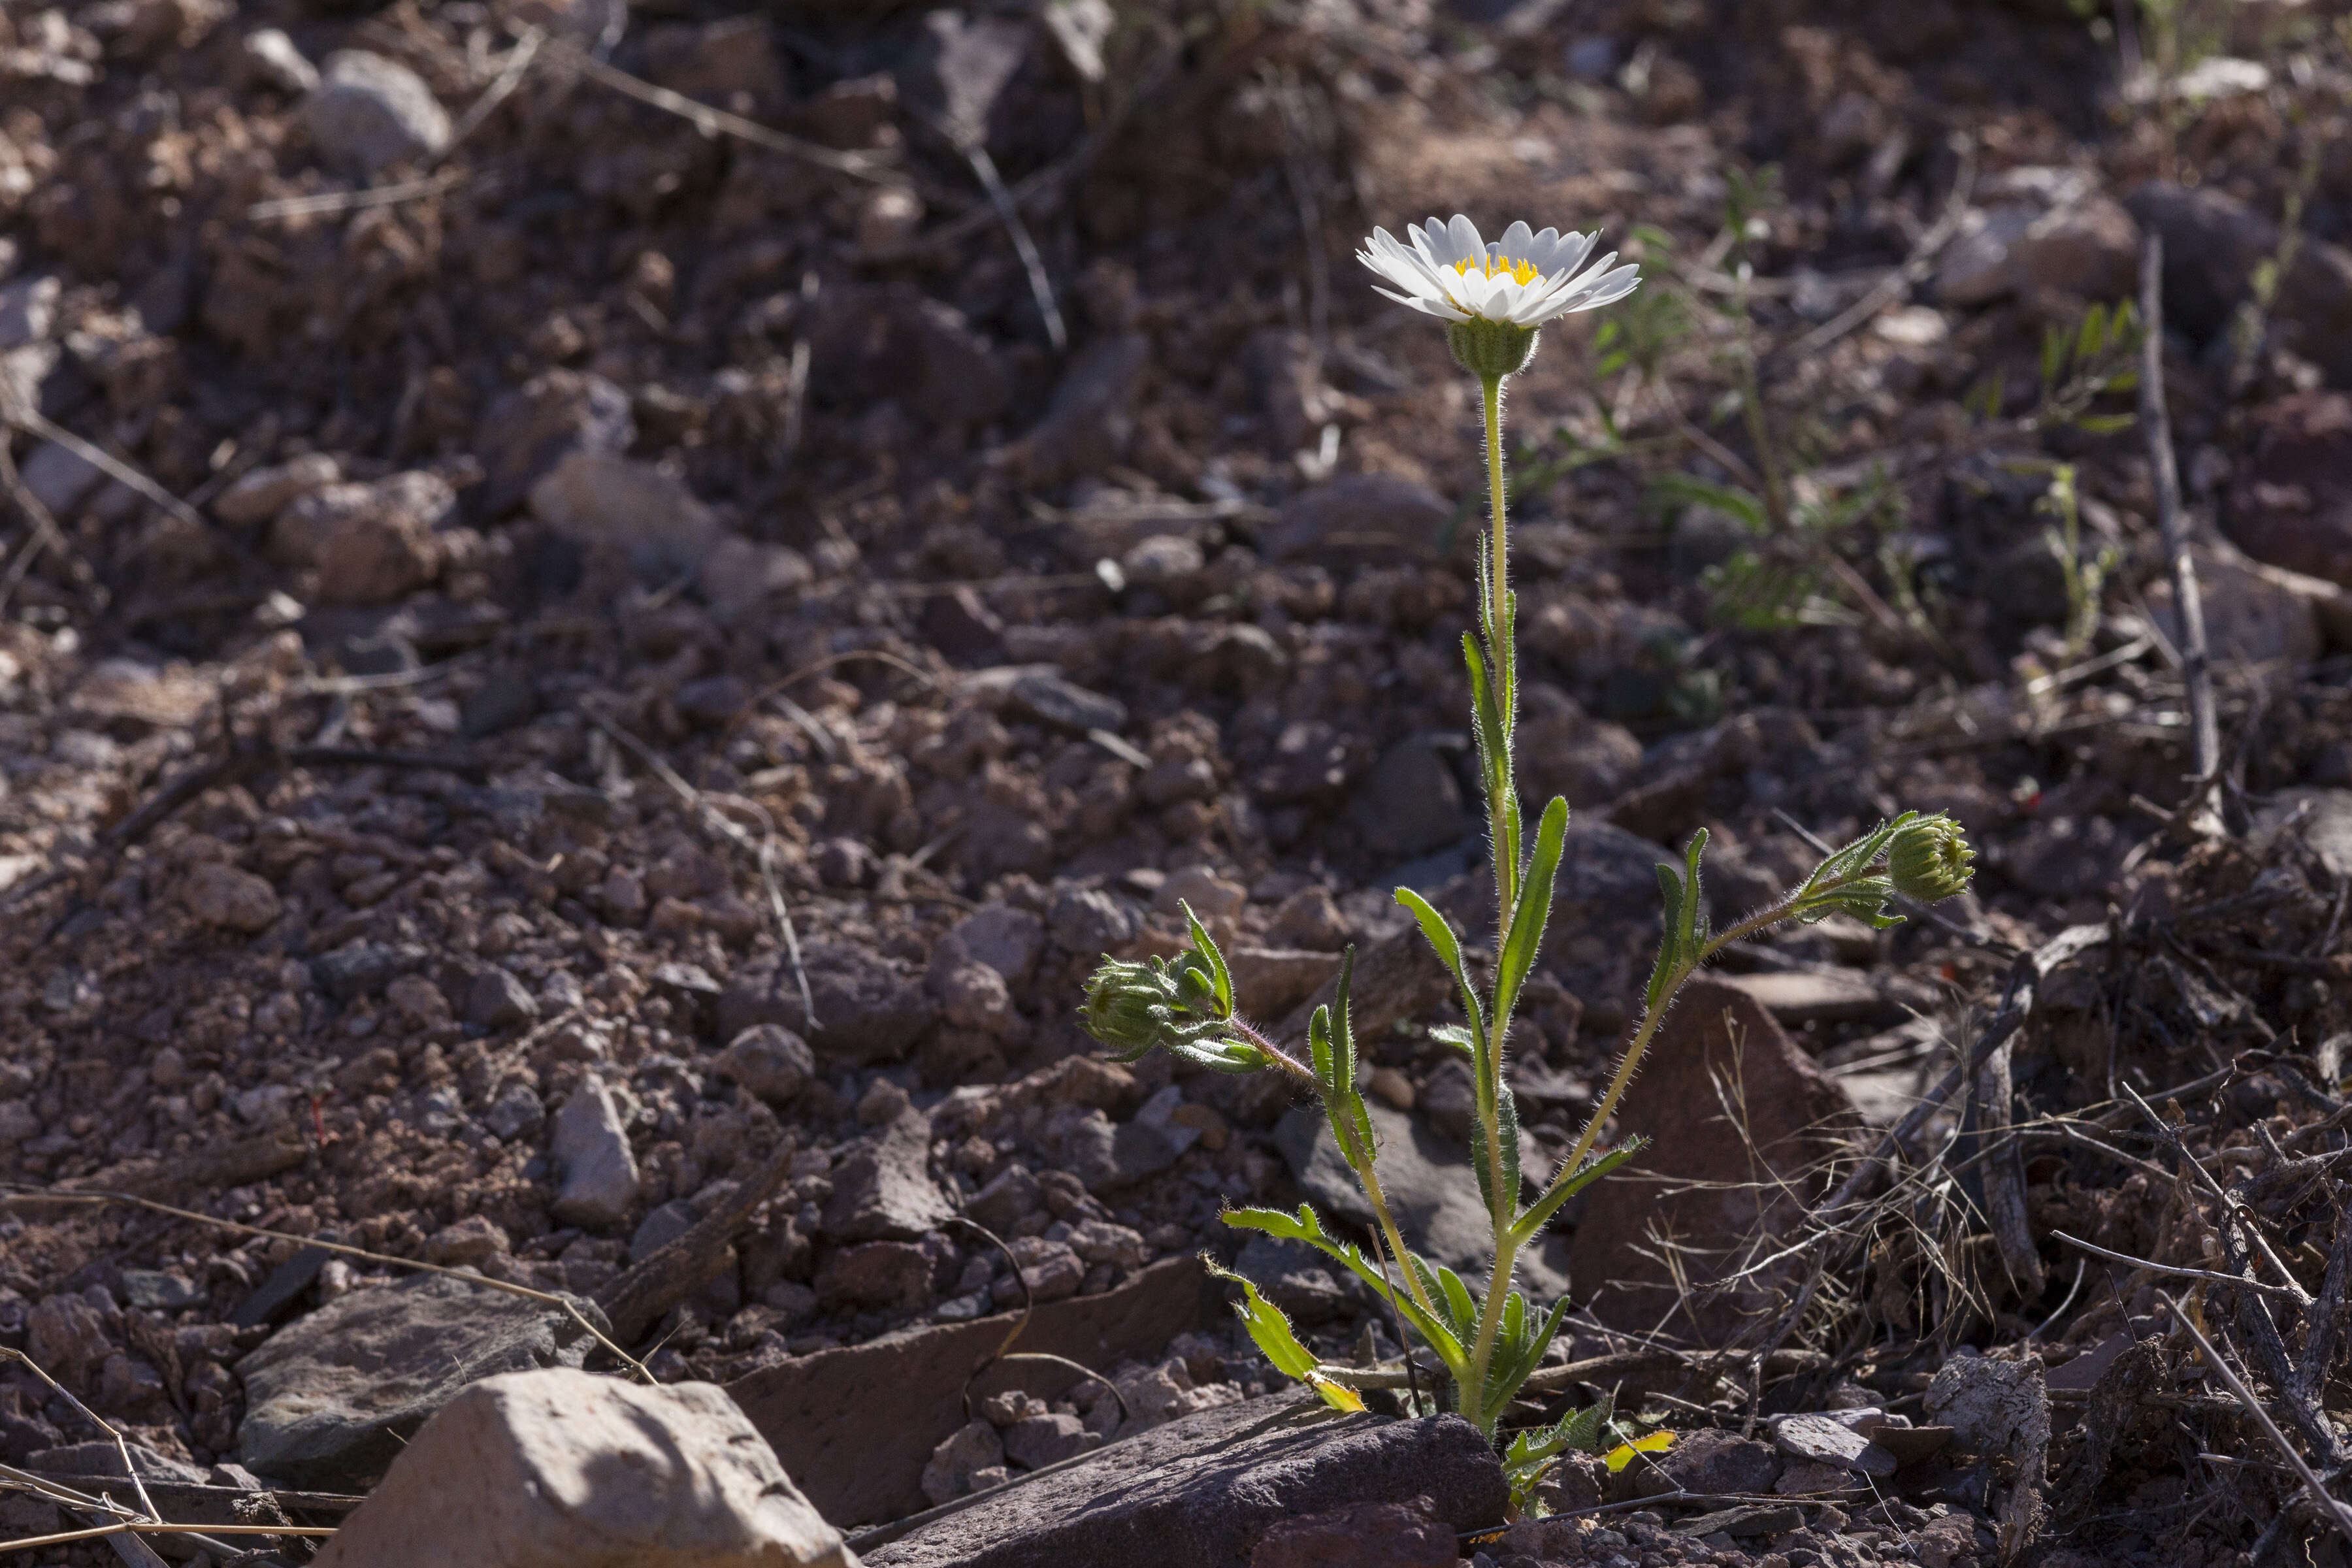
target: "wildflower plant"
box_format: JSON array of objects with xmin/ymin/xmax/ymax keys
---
[{"xmin": 1079, "ymin": 213, "xmax": 1978, "ymax": 1505}]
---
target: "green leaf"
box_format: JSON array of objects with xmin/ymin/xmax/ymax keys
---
[
  {"xmin": 2075, "ymin": 412, "xmax": 2137, "ymax": 436},
  {"xmin": 1203, "ymin": 1258, "xmax": 1365, "ymax": 1414},
  {"xmin": 1650, "ymin": 472, "xmax": 1769, "ymax": 534},
  {"xmin": 1428, "ymin": 1024, "xmax": 1476, "ymax": 1057},
  {"xmin": 2040, "ymin": 325, "xmax": 2067, "ymax": 389},
  {"xmin": 1510, "ymin": 1137, "xmax": 1648, "ymax": 1248},
  {"xmin": 1502, "ymin": 1389, "xmax": 1614, "ymax": 1514},
  {"xmin": 1434, "ymin": 1262, "xmax": 1479, "ymax": 1343},
  {"xmin": 1562, "ymin": 1393, "xmax": 1616, "ymax": 1454},
  {"xmin": 1220, "ymin": 1205, "xmax": 1469, "ymax": 1378},
  {"xmin": 1469, "ymin": 1082, "xmax": 1523, "ymax": 1220},
  {"xmin": 1644, "ymin": 860, "xmax": 1688, "ymax": 1019},
  {"xmin": 1394, "ymin": 888, "xmax": 1489, "ymax": 1063},
  {"xmin": 1330, "ymin": 945, "xmax": 1358, "ymax": 1089},
  {"xmin": 1494, "ymin": 796, "xmax": 1569, "ymax": 1036},
  {"xmin": 1486, "ymin": 1292, "xmax": 1573, "ymax": 1428},
  {"xmin": 1180, "ymin": 901, "xmax": 1232, "ymax": 1015},
  {"xmin": 1160, "ymin": 1036, "xmax": 1273, "ymax": 1074},
  {"xmin": 1463, "ymin": 630, "xmax": 1518, "ymax": 904},
  {"xmin": 1641, "ymin": 829, "xmax": 1710, "ymax": 1017}
]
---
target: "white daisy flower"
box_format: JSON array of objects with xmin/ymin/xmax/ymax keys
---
[{"xmin": 1357, "ymin": 215, "xmax": 1642, "ymax": 327}]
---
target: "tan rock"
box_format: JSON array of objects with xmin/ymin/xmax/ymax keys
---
[
  {"xmin": 1567, "ymin": 977, "xmax": 1859, "ymax": 1343},
  {"xmin": 179, "ymin": 863, "xmax": 282, "ymax": 934},
  {"xmin": 310, "ymin": 1367, "xmax": 859, "ymax": 1567}
]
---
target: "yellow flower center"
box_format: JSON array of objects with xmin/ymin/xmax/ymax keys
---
[{"xmin": 1452, "ymin": 255, "xmax": 1543, "ymax": 285}]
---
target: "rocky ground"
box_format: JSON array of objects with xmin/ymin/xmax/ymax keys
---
[{"xmin": 3, "ymin": 0, "xmax": 2352, "ymax": 1560}]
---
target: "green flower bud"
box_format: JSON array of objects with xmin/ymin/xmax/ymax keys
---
[
  {"xmin": 1079, "ymin": 951, "xmax": 1230, "ymax": 1060},
  {"xmin": 1887, "ymin": 813, "xmax": 1976, "ymax": 901},
  {"xmin": 1079, "ymin": 957, "xmax": 1172, "ymax": 1056},
  {"xmin": 1446, "ymin": 318, "xmax": 1541, "ymax": 382}
]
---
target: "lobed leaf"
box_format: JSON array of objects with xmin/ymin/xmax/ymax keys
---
[{"xmin": 1204, "ymin": 1258, "xmax": 1365, "ymax": 1414}]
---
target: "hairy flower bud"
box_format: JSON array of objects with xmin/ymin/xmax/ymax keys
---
[
  {"xmin": 1078, "ymin": 956, "xmax": 1175, "ymax": 1055},
  {"xmin": 1887, "ymin": 813, "xmax": 1975, "ymax": 901},
  {"xmin": 1079, "ymin": 950, "xmax": 1237, "ymax": 1060},
  {"xmin": 1446, "ymin": 318, "xmax": 1541, "ymax": 382}
]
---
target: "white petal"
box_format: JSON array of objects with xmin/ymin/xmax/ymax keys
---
[
  {"xmin": 1358, "ymin": 247, "xmax": 1433, "ymax": 298},
  {"xmin": 1571, "ymin": 264, "xmax": 1644, "ymax": 310},
  {"xmin": 1412, "ymin": 218, "xmax": 1464, "ymax": 268},
  {"xmin": 1525, "ymin": 227, "xmax": 1568, "ymax": 268},
  {"xmin": 1446, "ymin": 214, "xmax": 1486, "ymax": 267},
  {"xmin": 1379, "ymin": 287, "xmax": 1470, "ymax": 321},
  {"xmin": 1497, "ymin": 220, "xmax": 1535, "ymax": 261},
  {"xmin": 1380, "ymin": 230, "xmax": 1455, "ymax": 293},
  {"xmin": 1535, "ymin": 229, "xmax": 1598, "ymax": 278}
]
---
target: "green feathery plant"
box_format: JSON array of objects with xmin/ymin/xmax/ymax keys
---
[{"xmin": 1078, "ymin": 213, "xmax": 1979, "ymax": 1511}]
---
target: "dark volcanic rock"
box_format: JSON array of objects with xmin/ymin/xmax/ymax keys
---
[
  {"xmin": 237, "ymin": 1273, "xmax": 609, "ymax": 1491},
  {"xmin": 719, "ymin": 943, "xmax": 937, "ymax": 1064},
  {"xmin": 1249, "ymin": 1497, "xmax": 1460, "ymax": 1568},
  {"xmin": 730, "ymin": 1257, "xmax": 1217, "ymax": 1526},
  {"xmin": 863, "ymin": 1393, "xmax": 1507, "ymax": 1568},
  {"xmin": 819, "ymin": 1109, "xmax": 956, "ymax": 1241}
]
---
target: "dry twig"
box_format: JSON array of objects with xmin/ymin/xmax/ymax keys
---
[
  {"xmin": 2138, "ymin": 235, "xmax": 2223, "ymax": 836},
  {"xmin": 2161, "ymin": 1292, "xmax": 2352, "ymax": 1546}
]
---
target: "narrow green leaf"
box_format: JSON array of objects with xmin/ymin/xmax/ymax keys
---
[
  {"xmin": 1510, "ymin": 1137, "xmax": 1649, "ymax": 1249},
  {"xmin": 1203, "ymin": 1259, "xmax": 1365, "ymax": 1413},
  {"xmin": 1181, "ymin": 901, "xmax": 1233, "ymax": 1015},
  {"xmin": 1492, "ymin": 1083, "xmax": 1522, "ymax": 1207},
  {"xmin": 1221, "ymin": 1205, "xmax": 1468, "ymax": 1377},
  {"xmin": 1435, "ymin": 1264, "xmax": 1478, "ymax": 1342},
  {"xmin": 1494, "ymin": 796, "xmax": 1569, "ymax": 1034},
  {"xmin": 1308, "ymin": 1004, "xmax": 1335, "ymax": 1094},
  {"xmin": 1677, "ymin": 827, "xmax": 1710, "ymax": 956},
  {"xmin": 1487, "ymin": 1293, "xmax": 1573, "ymax": 1424},
  {"xmin": 1395, "ymin": 888, "xmax": 1489, "ymax": 1054},
  {"xmin": 1332, "ymin": 946, "xmax": 1358, "ymax": 1089},
  {"xmin": 1644, "ymin": 864, "xmax": 1687, "ymax": 1017},
  {"xmin": 1428, "ymin": 1024, "xmax": 1476, "ymax": 1056}
]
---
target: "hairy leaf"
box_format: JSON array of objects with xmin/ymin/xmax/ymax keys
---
[
  {"xmin": 1494, "ymin": 796, "xmax": 1569, "ymax": 1036},
  {"xmin": 1395, "ymin": 889, "xmax": 1489, "ymax": 1064},
  {"xmin": 1181, "ymin": 901, "xmax": 1233, "ymax": 1015},
  {"xmin": 1204, "ymin": 1258, "xmax": 1364, "ymax": 1414},
  {"xmin": 1511, "ymin": 1137, "xmax": 1648, "ymax": 1248}
]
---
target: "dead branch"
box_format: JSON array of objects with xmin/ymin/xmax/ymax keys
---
[
  {"xmin": 2161, "ymin": 1293, "xmax": 2352, "ymax": 1547},
  {"xmin": 596, "ymin": 1132, "xmax": 799, "ymax": 1344},
  {"xmin": 549, "ymin": 37, "xmax": 898, "ymax": 184},
  {"xmin": 2138, "ymin": 234, "xmax": 2223, "ymax": 835}
]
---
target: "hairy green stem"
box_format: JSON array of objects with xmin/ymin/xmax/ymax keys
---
[
  {"xmin": 1466, "ymin": 368, "xmax": 1517, "ymax": 1430},
  {"xmin": 1544, "ymin": 868, "xmax": 1886, "ymax": 1201},
  {"xmin": 1227, "ymin": 1017, "xmax": 1442, "ymax": 1324}
]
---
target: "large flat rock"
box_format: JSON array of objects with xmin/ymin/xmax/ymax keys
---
[
  {"xmin": 1569, "ymin": 977, "xmax": 1859, "ymax": 1343},
  {"xmin": 862, "ymin": 1392, "xmax": 1507, "ymax": 1568},
  {"xmin": 237, "ymin": 1273, "xmax": 609, "ymax": 1491},
  {"xmin": 311, "ymin": 1368, "xmax": 857, "ymax": 1567},
  {"xmin": 728, "ymin": 1256, "xmax": 1218, "ymax": 1526}
]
